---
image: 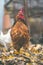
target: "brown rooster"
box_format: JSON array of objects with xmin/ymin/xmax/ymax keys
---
[{"xmin": 10, "ymin": 8, "xmax": 30, "ymax": 51}]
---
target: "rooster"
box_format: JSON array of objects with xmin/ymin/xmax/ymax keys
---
[{"xmin": 10, "ymin": 8, "xmax": 30, "ymax": 51}]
